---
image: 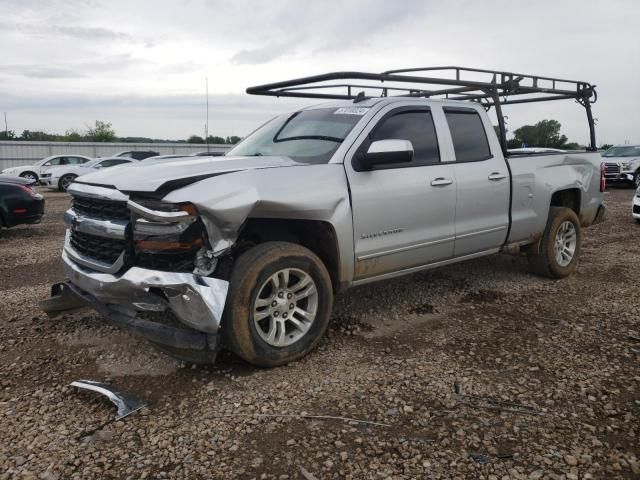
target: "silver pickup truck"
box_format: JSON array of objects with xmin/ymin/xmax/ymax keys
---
[{"xmin": 42, "ymin": 67, "xmax": 606, "ymax": 367}]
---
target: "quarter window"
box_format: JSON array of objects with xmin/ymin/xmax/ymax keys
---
[
  {"xmin": 444, "ymin": 109, "xmax": 492, "ymax": 162},
  {"xmin": 371, "ymin": 110, "xmax": 440, "ymax": 166}
]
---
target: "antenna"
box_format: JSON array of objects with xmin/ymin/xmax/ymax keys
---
[{"xmin": 205, "ymin": 76, "xmax": 210, "ymax": 152}]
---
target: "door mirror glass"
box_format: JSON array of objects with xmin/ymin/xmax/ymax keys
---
[{"xmin": 360, "ymin": 139, "xmax": 413, "ymax": 170}]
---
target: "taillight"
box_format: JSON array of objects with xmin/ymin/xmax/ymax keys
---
[
  {"xmin": 18, "ymin": 184, "xmax": 39, "ymax": 198},
  {"xmin": 600, "ymin": 162, "xmax": 606, "ymax": 192}
]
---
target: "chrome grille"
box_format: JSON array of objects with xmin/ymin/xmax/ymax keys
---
[
  {"xmin": 72, "ymin": 196, "xmax": 130, "ymax": 221},
  {"xmin": 66, "ymin": 188, "xmax": 130, "ymax": 272},
  {"xmin": 604, "ymin": 163, "xmax": 620, "ymax": 176},
  {"xmin": 70, "ymin": 230, "xmax": 126, "ymax": 264}
]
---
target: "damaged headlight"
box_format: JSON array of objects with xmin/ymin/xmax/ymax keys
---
[{"xmin": 128, "ymin": 199, "xmax": 216, "ymax": 274}]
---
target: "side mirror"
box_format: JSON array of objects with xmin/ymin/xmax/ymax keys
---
[{"xmin": 359, "ymin": 139, "xmax": 413, "ymax": 170}]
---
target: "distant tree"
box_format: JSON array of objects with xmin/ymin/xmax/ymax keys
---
[
  {"xmin": 207, "ymin": 135, "xmax": 226, "ymax": 144},
  {"xmin": 0, "ymin": 130, "xmax": 15, "ymax": 140},
  {"xmin": 20, "ymin": 130, "xmax": 57, "ymax": 141},
  {"xmin": 600, "ymin": 143, "xmax": 613, "ymax": 150},
  {"xmin": 508, "ymin": 119, "xmax": 569, "ymax": 149},
  {"xmin": 86, "ymin": 120, "xmax": 116, "ymax": 142},
  {"xmin": 64, "ymin": 129, "xmax": 82, "ymax": 142},
  {"xmin": 188, "ymin": 135, "xmax": 205, "ymax": 144},
  {"xmin": 226, "ymin": 135, "xmax": 242, "ymax": 144},
  {"xmin": 563, "ymin": 142, "xmax": 582, "ymax": 150}
]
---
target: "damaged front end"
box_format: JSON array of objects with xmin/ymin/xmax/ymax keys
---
[{"xmin": 40, "ymin": 182, "xmax": 230, "ymax": 363}]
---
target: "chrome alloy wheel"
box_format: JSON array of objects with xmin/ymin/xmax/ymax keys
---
[
  {"xmin": 554, "ymin": 220, "xmax": 577, "ymax": 267},
  {"xmin": 253, "ymin": 268, "xmax": 318, "ymax": 348}
]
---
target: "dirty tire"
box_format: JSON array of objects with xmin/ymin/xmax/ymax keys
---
[
  {"xmin": 222, "ymin": 241, "xmax": 333, "ymax": 368},
  {"xmin": 528, "ymin": 207, "xmax": 582, "ymax": 279}
]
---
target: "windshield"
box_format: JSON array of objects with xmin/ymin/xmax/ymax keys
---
[
  {"xmin": 603, "ymin": 146, "xmax": 640, "ymax": 157},
  {"xmin": 82, "ymin": 159, "xmax": 101, "ymax": 168},
  {"xmin": 227, "ymin": 107, "xmax": 366, "ymax": 164}
]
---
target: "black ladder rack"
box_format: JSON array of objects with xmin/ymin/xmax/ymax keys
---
[{"xmin": 246, "ymin": 66, "xmax": 598, "ymax": 152}]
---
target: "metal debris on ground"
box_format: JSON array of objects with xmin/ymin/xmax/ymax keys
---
[
  {"xmin": 468, "ymin": 452, "xmax": 491, "ymax": 465},
  {"xmin": 299, "ymin": 466, "xmax": 320, "ymax": 480},
  {"xmin": 70, "ymin": 379, "xmax": 146, "ymax": 421},
  {"xmin": 454, "ymin": 384, "xmax": 540, "ymax": 416}
]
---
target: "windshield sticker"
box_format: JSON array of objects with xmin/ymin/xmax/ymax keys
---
[{"xmin": 334, "ymin": 107, "xmax": 369, "ymax": 116}]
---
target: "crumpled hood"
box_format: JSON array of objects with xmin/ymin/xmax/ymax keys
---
[{"xmin": 75, "ymin": 155, "xmax": 306, "ymax": 192}]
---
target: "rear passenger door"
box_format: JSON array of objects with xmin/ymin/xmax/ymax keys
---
[
  {"xmin": 345, "ymin": 106, "xmax": 457, "ymax": 280},
  {"xmin": 445, "ymin": 107, "xmax": 510, "ymax": 256}
]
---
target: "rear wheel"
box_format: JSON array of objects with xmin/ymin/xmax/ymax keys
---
[
  {"xmin": 528, "ymin": 207, "xmax": 582, "ymax": 278},
  {"xmin": 222, "ymin": 241, "xmax": 333, "ymax": 367},
  {"xmin": 58, "ymin": 174, "xmax": 77, "ymax": 192},
  {"xmin": 20, "ymin": 171, "xmax": 38, "ymax": 182}
]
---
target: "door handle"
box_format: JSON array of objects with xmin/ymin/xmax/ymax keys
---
[
  {"xmin": 430, "ymin": 177, "xmax": 453, "ymax": 187},
  {"xmin": 488, "ymin": 172, "xmax": 507, "ymax": 181}
]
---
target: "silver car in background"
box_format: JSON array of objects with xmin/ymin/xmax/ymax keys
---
[{"xmin": 40, "ymin": 157, "xmax": 136, "ymax": 192}]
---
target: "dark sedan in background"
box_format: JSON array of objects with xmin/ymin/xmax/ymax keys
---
[{"xmin": 0, "ymin": 175, "xmax": 45, "ymax": 228}]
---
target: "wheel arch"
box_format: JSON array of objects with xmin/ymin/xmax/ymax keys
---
[
  {"xmin": 19, "ymin": 170, "xmax": 39, "ymax": 181},
  {"xmin": 233, "ymin": 218, "xmax": 343, "ymax": 292},
  {"xmin": 550, "ymin": 188, "xmax": 581, "ymax": 217}
]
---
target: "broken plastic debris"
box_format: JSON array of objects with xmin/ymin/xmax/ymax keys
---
[{"xmin": 70, "ymin": 379, "xmax": 146, "ymax": 420}]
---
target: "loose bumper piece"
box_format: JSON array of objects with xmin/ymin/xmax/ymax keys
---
[{"xmin": 70, "ymin": 380, "xmax": 146, "ymax": 421}]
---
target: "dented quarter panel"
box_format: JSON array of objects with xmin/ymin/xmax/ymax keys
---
[
  {"xmin": 163, "ymin": 164, "xmax": 355, "ymax": 284},
  {"xmin": 507, "ymin": 152, "xmax": 603, "ymax": 244}
]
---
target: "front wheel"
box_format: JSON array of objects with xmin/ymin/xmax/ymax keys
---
[
  {"xmin": 20, "ymin": 171, "xmax": 38, "ymax": 182},
  {"xmin": 633, "ymin": 172, "xmax": 640, "ymax": 189},
  {"xmin": 222, "ymin": 241, "xmax": 333, "ymax": 367},
  {"xmin": 528, "ymin": 207, "xmax": 582, "ymax": 279},
  {"xmin": 59, "ymin": 174, "xmax": 77, "ymax": 192}
]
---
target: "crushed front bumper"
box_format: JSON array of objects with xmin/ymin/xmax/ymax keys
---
[{"xmin": 40, "ymin": 249, "xmax": 229, "ymax": 356}]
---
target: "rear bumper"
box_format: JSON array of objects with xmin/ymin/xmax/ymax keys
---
[{"xmin": 5, "ymin": 197, "xmax": 45, "ymax": 227}]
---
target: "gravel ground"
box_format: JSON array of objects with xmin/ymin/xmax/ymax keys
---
[{"xmin": 0, "ymin": 188, "xmax": 638, "ymax": 480}]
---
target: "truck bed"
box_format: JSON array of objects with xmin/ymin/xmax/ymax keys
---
[{"xmin": 506, "ymin": 151, "xmax": 603, "ymax": 245}]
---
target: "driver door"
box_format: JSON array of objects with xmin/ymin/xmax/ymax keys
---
[{"xmin": 345, "ymin": 107, "xmax": 457, "ymax": 280}]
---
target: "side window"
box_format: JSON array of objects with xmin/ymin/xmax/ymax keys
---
[
  {"xmin": 47, "ymin": 157, "xmax": 62, "ymax": 166},
  {"xmin": 444, "ymin": 109, "xmax": 492, "ymax": 162},
  {"xmin": 67, "ymin": 157, "xmax": 85, "ymax": 165},
  {"xmin": 370, "ymin": 110, "xmax": 440, "ymax": 166}
]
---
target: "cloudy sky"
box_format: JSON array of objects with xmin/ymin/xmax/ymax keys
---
[{"xmin": 1, "ymin": 0, "xmax": 639, "ymax": 145}]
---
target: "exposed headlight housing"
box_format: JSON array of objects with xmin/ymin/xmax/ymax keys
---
[
  {"xmin": 128, "ymin": 199, "xmax": 214, "ymax": 273},
  {"xmin": 622, "ymin": 162, "xmax": 632, "ymax": 170}
]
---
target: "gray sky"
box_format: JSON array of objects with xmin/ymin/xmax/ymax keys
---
[{"xmin": 1, "ymin": 0, "xmax": 639, "ymax": 145}]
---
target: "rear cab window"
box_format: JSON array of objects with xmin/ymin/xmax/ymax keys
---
[{"xmin": 444, "ymin": 108, "xmax": 492, "ymax": 162}]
